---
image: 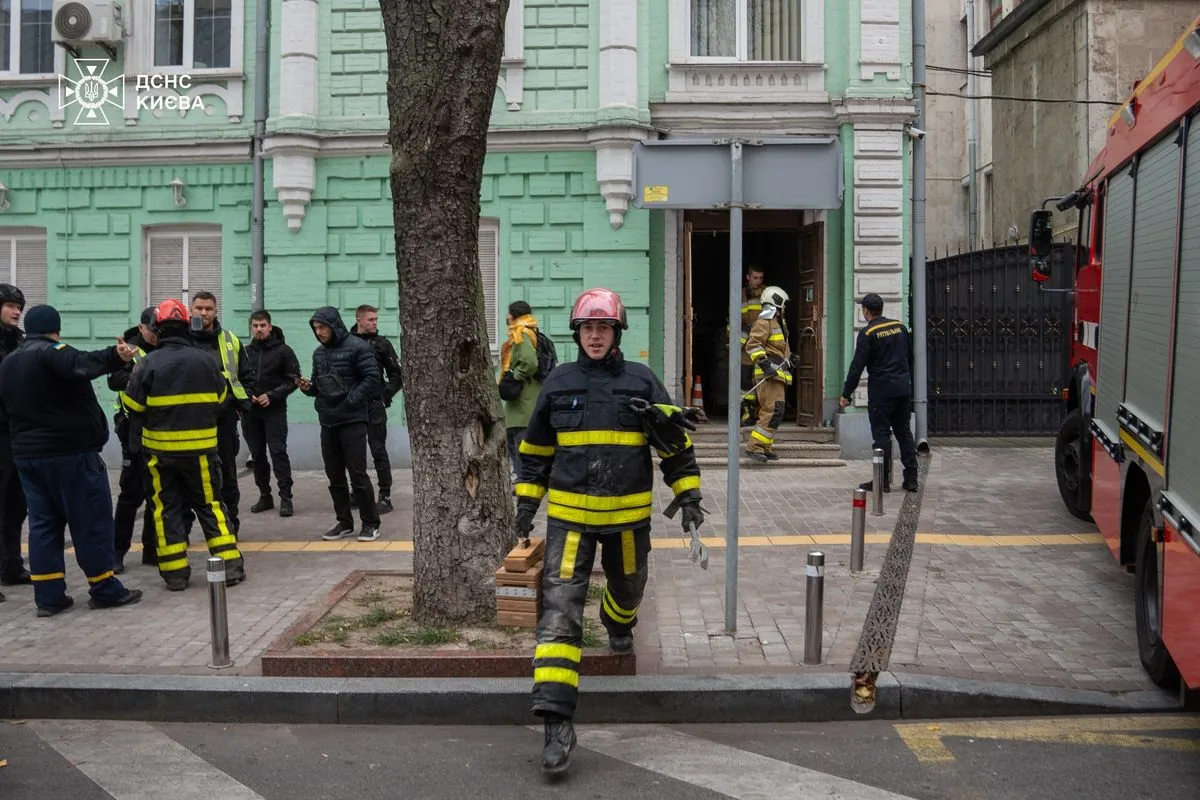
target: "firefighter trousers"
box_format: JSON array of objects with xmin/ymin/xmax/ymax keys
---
[
  {"xmin": 113, "ymin": 443, "xmax": 155, "ymax": 564},
  {"xmin": 747, "ymin": 378, "xmax": 787, "ymax": 454},
  {"xmin": 143, "ymin": 453, "xmax": 245, "ymax": 584},
  {"xmin": 531, "ymin": 523, "xmax": 651, "ymax": 719}
]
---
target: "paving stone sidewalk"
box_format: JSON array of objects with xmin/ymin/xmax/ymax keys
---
[{"xmin": 0, "ymin": 444, "xmax": 1158, "ymax": 694}]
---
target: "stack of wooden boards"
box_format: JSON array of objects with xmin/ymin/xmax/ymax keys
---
[{"xmin": 495, "ymin": 537, "xmax": 543, "ymax": 627}]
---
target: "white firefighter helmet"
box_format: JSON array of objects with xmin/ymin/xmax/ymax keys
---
[{"xmin": 761, "ymin": 286, "xmax": 789, "ymax": 309}]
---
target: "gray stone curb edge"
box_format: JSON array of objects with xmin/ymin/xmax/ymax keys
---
[{"xmin": 0, "ymin": 671, "xmax": 1185, "ymax": 725}]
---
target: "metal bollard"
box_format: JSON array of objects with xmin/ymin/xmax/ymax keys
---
[
  {"xmin": 871, "ymin": 447, "xmax": 885, "ymax": 516},
  {"xmin": 850, "ymin": 488, "xmax": 867, "ymax": 572},
  {"xmin": 804, "ymin": 551, "xmax": 825, "ymax": 665},
  {"xmin": 207, "ymin": 557, "xmax": 234, "ymax": 670}
]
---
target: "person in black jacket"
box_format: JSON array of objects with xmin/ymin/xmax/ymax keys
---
[
  {"xmin": 244, "ymin": 310, "xmax": 301, "ymax": 517},
  {"xmin": 108, "ymin": 307, "xmax": 160, "ymax": 572},
  {"xmin": 840, "ymin": 293, "xmax": 918, "ymax": 493},
  {"xmin": 514, "ymin": 288, "xmax": 706, "ymax": 776},
  {"xmin": 0, "ymin": 305, "xmax": 143, "ymax": 617},
  {"xmin": 351, "ymin": 305, "xmax": 403, "ymax": 515},
  {"xmin": 0, "ymin": 284, "xmax": 30, "ymax": 596},
  {"xmin": 297, "ymin": 307, "xmax": 382, "ymax": 542}
]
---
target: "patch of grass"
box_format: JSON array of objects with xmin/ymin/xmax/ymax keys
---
[
  {"xmin": 466, "ymin": 638, "xmax": 508, "ymax": 650},
  {"xmin": 586, "ymin": 583, "xmax": 605, "ymax": 603},
  {"xmin": 352, "ymin": 605, "xmax": 404, "ymax": 629},
  {"xmin": 581, "ymin": 618, "xmax": 602, "ymax": 649},
  {"xmin": 371, "ymin": 626, "xmax": 461, "ymax": 647},
  {"xmin": 353, "ymin": 589, "xmax": 388, "ymax": 607},
  {"xmin": 295, "ymin": 606, "xmax": 403, "ymax": 646},
  {"xmin": 294, "ymin": 626, "xmax": 349, "ymax": 646}
]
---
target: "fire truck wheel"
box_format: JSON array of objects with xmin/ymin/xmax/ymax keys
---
[
  {"xmin": 1054, "ymin": 410, "xmax": 1093, "ymax": 522},
  {"xmin": 1134, "ymin": 499, "xmax": 1179, "ymax": 689}
]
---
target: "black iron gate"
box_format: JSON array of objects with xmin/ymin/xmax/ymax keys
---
[{"xmin": 925, "ymin": 243, "xmax": 1075, "ymax": 436}]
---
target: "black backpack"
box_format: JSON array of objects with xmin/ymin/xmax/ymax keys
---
[{"xmin": 533, "ymin": 330, "xmax": 558, "ymax": 381}]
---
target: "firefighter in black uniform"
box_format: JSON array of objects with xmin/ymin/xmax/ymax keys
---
[
  {"xmin": 109, "ymin": 307, "xmax": 159, "ymax": 572},
  {"xmin": 515, "ymin": 287, "xmax": 706, "ymax": 776},
  {"xmin": 0, "ymin": 283, "xmax": 30, "ymax": 596},
  {"xmin": 840, "ymin": 293, "xmax": 918, "ymax": 492},
  {"xmin": 121, "ymin": 299, "xmax": 247, "ymax": 591}
]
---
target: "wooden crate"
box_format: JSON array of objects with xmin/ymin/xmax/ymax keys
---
[
  {"xmin": 504, "ymin": 537, "xmax": 545, "ymax": 572},
  {"xmin": 495, "ymin": 556, "xmax": 543, "ymax": 628}
]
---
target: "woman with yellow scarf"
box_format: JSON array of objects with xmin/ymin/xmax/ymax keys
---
[{"xmin": 498, "ymin": 301, "xmax": 543, "ymax": 477}]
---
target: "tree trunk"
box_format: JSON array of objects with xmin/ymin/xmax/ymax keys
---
[{"xmin": 380, "ymin": 0, "xmax": 515, "ymax": 626}]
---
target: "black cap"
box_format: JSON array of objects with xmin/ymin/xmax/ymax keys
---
[
  {"xmin": 861, "ymin": 293, "xmax": 884, "ymax": 313},
  {"xmin": 140, "ymin": 307, "xmax": 156, "ymax": 326}
]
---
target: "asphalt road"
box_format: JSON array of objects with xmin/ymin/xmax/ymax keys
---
[{"xmin": 1, "ymin": 714, "xmax": 1197, "ymax": 799}]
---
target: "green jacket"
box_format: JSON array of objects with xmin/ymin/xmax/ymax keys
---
[{"xmin": 504, "ymin": 336, "xmax": 541, "ymax": 428}]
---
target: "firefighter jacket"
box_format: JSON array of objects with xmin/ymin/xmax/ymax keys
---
[
  {"xmin": 739, "ymin": 287, "xmax": 763, "ymax": 366},
  {"xmin": 107, "ymin": 326, "xmax": 156, "ymax": 445},
  {"xmin": 0, "ymin": 336, "xmax": 125, "ymax": 460},
  {"xmin": 515, "ymin": 349, "xmax": 703, "ymax": 535},
  {"xmin": 745, "ymin": 308, "xmax": 793, "ymax": 386},
  {"xmin": 246, "ymin": 326, "xmax": 301, "ymax": 408},
  {"xmin": 120, "ymin": 335, "xmax": 229, "ymax": 456},
  {"xmin": 191, "ymin": 320, "xmax": 252, "ymax": 411},
  {"xmin": 350, "ymin": 324, "xmax": 403, "ymax": 407},
  {"xmin": 301, "ymin": 307, "xmax": 381, "ymax": 428},
  {"xmin": 841, "ymin": 315, "xmax": 913, "ymax": 401},
  {"xmin": 0, "ymin": 322, "xmax": 22, "ymax": 466}
]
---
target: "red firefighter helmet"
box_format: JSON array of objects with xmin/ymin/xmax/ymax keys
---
[
  {"xmin": 569, "ymin": 288, "xmax": 628, "ymax": 330},
  {"xmin": 154, "ymin": 298, "xmax": 190, "ymax": 325}
]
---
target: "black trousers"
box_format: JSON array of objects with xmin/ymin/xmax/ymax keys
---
[
  {"xmin": 506, "ymin": 426, "xmax": 525, "ymax": 476},
  {"xmin": 217, "ymin": 409, "xmax": 241, "ymax": 533},
  {"xmin": 367, "ymin": 403, "xmax": 392, "ymax": 496},
  {"xmin": 0, "ymin": 462, "xmax": 28, "ymax": 581},
  {"xmin": 321, "ymin": 422, "xmax": 379, "ymax": 527},
  {"xmin": 113, "ymin": 444, "xmax": 155, "ymax": 563},
  {"xmin": 868, "ymin": 394, "xmax": 918, "ymax": 482},
  {"xmin": 245, "ymin": 406, "xmax": 293, "ymax": 499}
]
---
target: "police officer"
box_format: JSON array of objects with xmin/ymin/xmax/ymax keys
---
[
  {"xmin": 0, "ymin": 304, "xmax": 143, "ymax": 617},
  {"xmin": 840, "ymin": 293, "xmax": 918, "ymax": 492},
  {"xmin": 189, "ymin": 291, "xmax": 253, "ymax": 534},
  {"xmin": 350, "ymin": 305, "xmax": 402, "ymax": 514},
  {"xmin": 108, "ymin": 307, "xmax": 159, "ymax": 572},
  {"xmin": 514, "ymin": 287, "xmax": 706, "ymax": 775},
  {"xmin": 0, "ymin": 284, "xmax": 30, "ymax": 596},
  {"xmin": 121, "ymin": 300, "xmax": 247, "ymax": 591}
]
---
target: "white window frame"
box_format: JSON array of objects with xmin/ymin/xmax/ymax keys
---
[
  {"xmin": 131, "ymin": 0, "xmax": 245, "ymax": 77},
  {"xmin": 478, "ymin": 218, "xmax": 501, "ymax": 359},
  {"xmin": 672, "ymin": 0, "xmax": 820, "ymax": 64},
  {"xmin": 0, "ymin": 226, "xmax": 48, "ymax": 327},
  {"xmin": 143, "ymin": 224, "xmax": 223, "ymax": 309},
  {"xmin": 0, "ymin": 0, "xmax": 64, "ymax": 81}
]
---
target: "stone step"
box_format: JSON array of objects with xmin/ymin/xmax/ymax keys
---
[
  {"xmin": 689, "ymin": 426, "xmax": 836, "ymax": 443},
  {"xmin": 691, "ymin": 442, "xmax": 841, "ymax": 457},
  {"xmin": 694, "ymin": 457, "xmax": 848, "ymax": 468}
]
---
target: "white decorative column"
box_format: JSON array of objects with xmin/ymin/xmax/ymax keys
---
[
  {"xmin": 860, "ymin": 0, "xmax": 903, "ymax": 81},
  {"xmin": 498, "ymin": 0, "xmax": 525, "ymax": 110},
  {"xmin": 268, "ymin": 0, "xmax": 320, "ymax": 232},
  {"xmin": 591, "ymin": 0, "xmax": 643, "ymax": 229}
]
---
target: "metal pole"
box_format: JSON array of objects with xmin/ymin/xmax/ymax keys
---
[
  {"xmin": 725, "ymin": 140, "xmax": 744, "ymax": 634},
  {"xmin": 912, "ymin": 0, "xmax": 930, "ymax": 451},
  {"xmin": 871, "ymin": 447, "xmax": 885, "ymax": 516},
  {"xmin": 249, "ymin": 0, "xmax": 271, "ymax": 312},
  {"xmin": 207, "ymin": 556, "xmax": 234, "ymax": 669},
  {"xmin": 850, "ymin": 488, "xmax": 867, "ymax": 572},
  {"xmin": 804, "ymin": 551, "xmax": 825, "ymax": 665}
]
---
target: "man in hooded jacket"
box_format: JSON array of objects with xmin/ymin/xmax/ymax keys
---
[
  {"xmin": 297, "ymin": 307, "xmax": 382, "ymax": 542},
  {"xmin": 0, "ymin": 284, "xmax": 30, "ymax": 596},
  {"xmin": 244, "ymin": 309, "xmax": 301, "ymax": 517}
]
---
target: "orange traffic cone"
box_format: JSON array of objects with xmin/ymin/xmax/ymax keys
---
[{"xmin": 692, "ymin": 374, "xmax": 704, "ymax": 408}]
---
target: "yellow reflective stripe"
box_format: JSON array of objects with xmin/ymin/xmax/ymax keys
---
[
  {"xmin": 215, "ymin": 549, "xmax": 242, "ymax": 560},
  {"xmin": 145, "ymin": 392, "xmax": 224, "ymax": 407},
  {"xmin": 146, "ymin": 455, "xmax": 170, "ymax": 560},
  {"xmin": 121, "ymin": 394, "xmax": 147, "ymax": 413},
  {"xmin": 620, "ymin": 530, "xmax": 635, "ymax": 576},
  {"xmin": 519, "ymin": 440, "xmax": 555, "ymax": 457},
  {"xmin": 533, "ymin": 667, "xmax": 579, "ymax": 687},
  {"xmin": 741, "ymin": 303, "xmax": 761, "ymax": 313},
  {"xmin": 602, "ymin": 588, "xmax": 638, "ymax": 624},
  {"xmin": 558, "ymin": 531, "xmax": 581, "ymax": 580},
  {"xmin": 200, "ymin": 454, "xmax": 239, "ymax": 552},
  {"xmin": 547, "ymin": 489, "xmax": 652, "ymax": 511},
  {"xmin": 671, "ymin": 475, "xmax": 701, "ymax": 495},
  {"xmin": 143, "ymin": 427, "xmax": 219, "ymax": 442},
  {"xmin": 158, "ymin": 542, "xmax": 188, "ymax": 556},
  {"xmin": 208, "ymin": 534, "xmax": 237, "ymax": 548},
  {"xmin": 144, "ymin": 438, "xmax": 219, "ymax": 452},
  {"xmin": 87, "ymin": 570, "xmax": 114, "ymax": 583},
  {"xmin": 535, "ymin": 643, "xmax": 582, "ymax": 662},
  {"xmin": 768, "ymin": 332, "xmax": 786, "ymax": 341},
  {"xmin": 515, "ymin": 482, "xmax": 546, "ymax": 501},
  {"xmin": 158, "ymin": 557, "xmax": 189, "ymax": 572},
  {"xmin": 548, "ymin": 504, "xmax": 653, "ymax": 527},
  {"xmin": 750, "ymin": 429, "xmax": 774, "ymax": 445},
  {"xmin": 31, "ymin": 572, "xmax": 66, "ymax": 581},
  {"xmin": 866, "ymin": 320, "xmax": 902, "ymax": 335},
  {"xmin": 746, "ymin": 347, "xmax": 766, "ymax": 358},
  {"xmin": 557, "ymin": 430, "xmax": 646, "ymax": 447},
  {"xmin": 219, "ymin": 331, "xmax": 249, "ymax": 400}
]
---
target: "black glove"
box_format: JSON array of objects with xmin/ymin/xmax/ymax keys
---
[
  {"xmin": 627, "ymin": 398, "xmax": 696, "ymax": 456},
  {"xmin": 681, "ymin": 406, "xmax": 708, "ymax": 426},
  {"xmin": 757, "ymin": 359, "xmax": 778, "ymax": 379},
  {"xmin": 680, "ymin": 500, "xmax": 706, "ymax": 533},
  {"xmin": 513, "ymin": 498, "xmax": 537, "ymax": 538}
]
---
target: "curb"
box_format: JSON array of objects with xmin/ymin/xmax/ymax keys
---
[{"xmin": 0, "ymin": 671, "xmax": 1182, "ymax": 726}]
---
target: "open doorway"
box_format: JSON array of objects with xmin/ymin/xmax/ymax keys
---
[{"xmin": 682, "ymin": 210, "xmax": 824, "ymax": 427}]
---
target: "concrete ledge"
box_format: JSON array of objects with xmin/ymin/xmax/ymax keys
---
[{"xmin": 0, "ymin": 670, "xmax": 1181, "ymax": 725}]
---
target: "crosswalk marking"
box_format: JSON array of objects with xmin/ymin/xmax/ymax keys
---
[
  {"xmin": 31, "ymin": 720, "xmax": 266, "ymax": 800},
  {"xmin": 574, "ymin": 724, "xmax": 921, "ymax": 799}
]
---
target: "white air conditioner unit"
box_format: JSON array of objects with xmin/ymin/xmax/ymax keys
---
[{"xmin": 51, "ymin": 0, "xmax": 126, "ymax": 46}]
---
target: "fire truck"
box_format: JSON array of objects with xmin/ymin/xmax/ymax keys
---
[{"xmin": 1031, "ymin": 15, "xmax": 1200, "ymax": 693}]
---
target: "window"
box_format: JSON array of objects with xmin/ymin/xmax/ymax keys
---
[
  {"xmin": 478, "ymin": 218, "xmax": 500, "ymax": 354},
  {"xmin": 145, "ymin": 227, "xmax": 223, "ymax": 312},
  {"xmin": 989, "ymin": 0, "xmax": 1003, "ymax": 29},
  {"xmin": 690, "ymin": 0, "xmax": 803, "ymax": 61},
  {"xmin": 153, "ymin": 0, "xmax": 232, "ymax": 70},
  {"xmin": 0, "ymin": 0, "xmax": 54, "ymax": 75},
  {"xmin": 0, "ymin": 227, "xmax": 48, "ymax": 327}
]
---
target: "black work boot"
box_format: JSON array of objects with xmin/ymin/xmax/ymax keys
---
[
  {"xmin": 902, "ymin": 470, "xmax": 919, "ymax": 492},
  {"xmin": 164, "ymin": 575, "xmax": 189, "ymax": 592},
  {"xmin": 1, "ymin": 569, "xmax": 32, "ymax": 586},
  {"xmin": 609, "ymin": 633, "xmax": 633, "ymax": 653},
  {"xmin": 250, "ymin": 495, "xmax": 274, "ymax": 513},
  {"xmin": 279, "ymin": 497, "xmax": 294, "ymax": 517},
  {"xmin": 540, "ymin": 715, "xmax": 577, "ymax": 776},
  {"xmin": 746, "ymin": 450, "xmax": 768, "ymax": 464}
]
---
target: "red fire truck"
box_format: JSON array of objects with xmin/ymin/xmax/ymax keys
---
[{"xmin": 1031, "ymin": 15, "xmax": 1200, "ymax": 693}]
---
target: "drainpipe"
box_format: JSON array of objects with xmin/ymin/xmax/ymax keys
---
[
  {"xmin": 250, "ymin": 0, "xmax": 270, "ymax": 311},
  {"xmin": 912, "ymin": 0, "xmax": 930, "ymax": 451},
  {"xmin": 966, "ymin": 0, "xmax": 978, "ymax": 248}
]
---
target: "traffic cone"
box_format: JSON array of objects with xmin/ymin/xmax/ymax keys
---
[{"xmin": 693, "ymin": 374, "xmax": 704, "ymax": 408}]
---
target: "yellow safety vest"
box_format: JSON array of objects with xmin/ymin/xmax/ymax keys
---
[
  {"xmin": 217, "ymin": 329, "xmax": 249, "ymax": 400},
  {"xmin": 114, "ymin": 347, "xmax": 147, "ymax": 412}
]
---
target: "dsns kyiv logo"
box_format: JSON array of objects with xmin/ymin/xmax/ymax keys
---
[{"xmin": 57, "ymin": 58, "xmax": 124, "ymax": 126}]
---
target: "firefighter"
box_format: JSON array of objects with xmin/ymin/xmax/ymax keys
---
[
  {"xmin": 738, "ymin": 265, "xmax": 765, "ymax": 426},
  {"xmin": 0, "ymin": 283, "xmax": 30, "ymax": 596},
  {"xmin": 514, "ymin": 287, "xmax": 706, "ymax": 776},
  {"xmin": 121, "ymin": 299, "xmax": 247, "ymax": 591},
  {"xmin": 108, "ymin": 307, "xmax": 159, "ymax": 572},
  {"xmin": 744, "ymin": 286, "xmax": 793, "ymax": 462},
  {"xmin": 840, "ymin": 293, "xmax": 918, "ymax": 493}
]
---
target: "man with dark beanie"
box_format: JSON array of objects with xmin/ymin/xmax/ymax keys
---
[
  {"xmin": 0, "ymin": 304, "xmax": 143, "ymax": 617},
  {"xmin": 0, "ymin": 284, "xmax": 30, "ymax": 599}
]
